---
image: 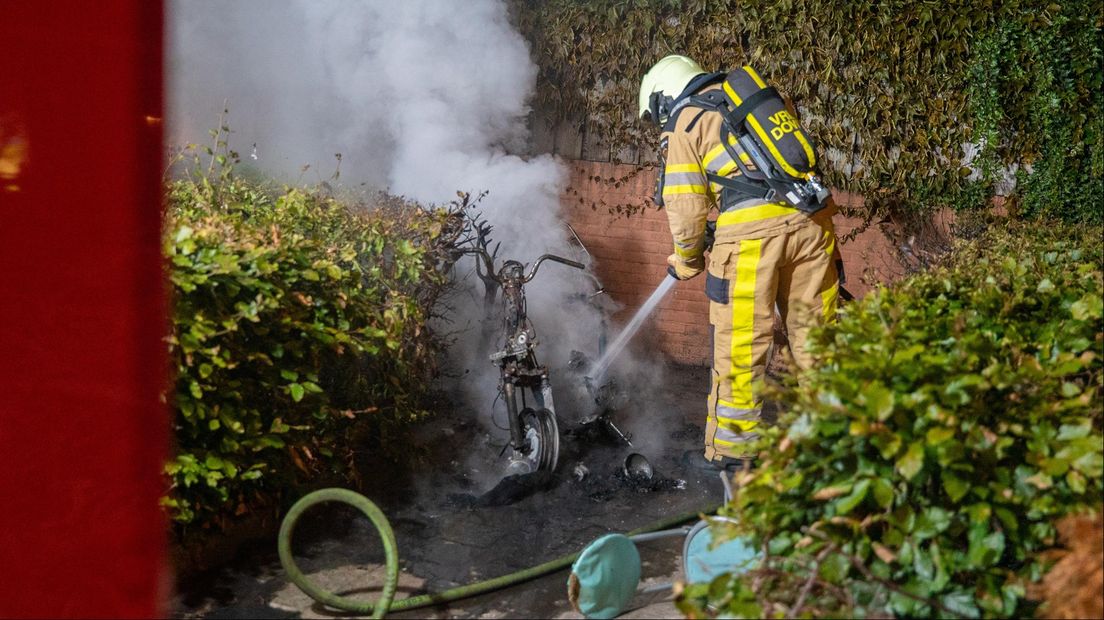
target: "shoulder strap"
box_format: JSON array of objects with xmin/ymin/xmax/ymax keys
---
[
  {"xmin": 661, "ymin": 105, "xmax": 688, "ymax": 133},
  {"xmin": 679, "ymin": 71, "xmax": 726, "ymax": 99},
  {"xmin": 685, "ymin": 90, "xmax": 727, "ymax": 111},
  {"xmin": 723, "ymin": 86, "xmax": 779, "ymax": 128},
  {"xmin": 661, "ymin": 73, "xmax": 727, "ymax": 132}
]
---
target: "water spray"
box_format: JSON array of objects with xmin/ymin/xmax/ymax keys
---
[{"xmin": 589, "ymin": 273, "xmax": 679, "ymax": 384}]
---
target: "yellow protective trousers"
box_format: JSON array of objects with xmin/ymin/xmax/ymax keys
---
[{"xmin": 703, "ymin": 209, "xmax": 838, "ymax": 461}]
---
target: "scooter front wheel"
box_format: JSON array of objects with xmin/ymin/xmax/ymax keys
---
[{"xmin": 517, "ymin": 407, "xmax": 559, "ymax": 474}]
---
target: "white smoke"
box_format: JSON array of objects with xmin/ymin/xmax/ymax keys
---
[
  {"xmin": 167, "ymin": 0, "xmax": 611, "ymax": 443},
  {"xmin": 168, "ymin": 1, "xmax": 567, "ymax": 251},
  {"xmin": 167, "ymin": 2, "xmax": 373, "ymax": 182}
]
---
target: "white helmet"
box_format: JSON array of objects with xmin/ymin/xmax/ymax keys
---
[{"xmin": 638, "ymin": 54, "xmax": 707, "ymax": 125}]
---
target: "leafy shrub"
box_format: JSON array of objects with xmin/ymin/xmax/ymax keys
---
[
  {"xmin": 679, "ymin": 223, "xmax": 1103, "ymax": 618},
  {"xmin": 162, "ymin": 172, "xmax": 459, "ymax": 531}
]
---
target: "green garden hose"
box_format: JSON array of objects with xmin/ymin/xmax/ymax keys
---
[
  {"xmin": 278, "ymin": 487, "xmax": 719, "ymax": 618},
  {"xmin": 278, "ymin": 488, "xmax": 400, "ymax": 618}
]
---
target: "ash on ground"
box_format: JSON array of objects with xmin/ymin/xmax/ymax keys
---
[{"xmin": 576, "ymin": 467, "xmax": 687, "ymax": 502}]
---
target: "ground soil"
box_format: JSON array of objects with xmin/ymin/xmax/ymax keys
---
[{"xmin": 172, "ymin": 364, "xmax": 724, "ymax": 619}]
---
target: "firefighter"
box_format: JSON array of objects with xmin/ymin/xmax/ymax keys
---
[{"xmin": 638, "ymin": 55, "xmax": 840, "ymax": 471}]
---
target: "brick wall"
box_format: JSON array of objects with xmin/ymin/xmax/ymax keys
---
[
  {"xmin": 560, "ymin": 160, "xmax": 940, "ymax": 366},
  {"xmin": 561, "ymin": 162, "xmax": 711, "ymax": 365}
]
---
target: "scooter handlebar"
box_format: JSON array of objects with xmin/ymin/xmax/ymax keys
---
[{"xmin": 524, "ymin": 254, "xmax": 585, "ymax": 282}]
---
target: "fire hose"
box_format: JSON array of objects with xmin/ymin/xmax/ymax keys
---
[{"xmin": 278, "ymin": 487, "xmax": 721, "ymax": 618}]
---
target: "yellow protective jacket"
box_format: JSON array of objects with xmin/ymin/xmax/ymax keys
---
[{"xmin": 659, "ymin": 83, "xmax": 837, "ymax": 276}]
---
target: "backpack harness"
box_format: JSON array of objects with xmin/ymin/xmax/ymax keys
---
[{"xmin": 659, "ymin": 68, "xmax": 830, "ymax": 215}]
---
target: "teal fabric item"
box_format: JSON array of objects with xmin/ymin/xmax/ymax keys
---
[
  {"xmin": 569, "ymin": 533, "xmax": 641, "ymax": 619},
  {"xmin": 683, "ymin": 521, "xmax": 758, "ymax": 584}
]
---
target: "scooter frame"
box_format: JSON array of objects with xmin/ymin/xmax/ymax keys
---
[{"xmin": 462, "ymin": 247, "xmax": 585, "ymax": 474}]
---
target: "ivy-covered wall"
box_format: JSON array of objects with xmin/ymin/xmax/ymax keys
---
[{"xmin": 513, "ymin": 0, "xmax": 1103, "ymax": 223}]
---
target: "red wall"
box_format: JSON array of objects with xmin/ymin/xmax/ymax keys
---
[
  {"xmin": 0, "ymin": 2, "xmax": 168, "ymax": 617},
  {"xmin": 562, "ymin": 161, "xmax": 918, "ymax": 365}
]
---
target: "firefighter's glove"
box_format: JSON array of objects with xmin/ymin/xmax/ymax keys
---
[{"xmin": 666, "ymin": 253, "xmax": 704, "ymax": 280}]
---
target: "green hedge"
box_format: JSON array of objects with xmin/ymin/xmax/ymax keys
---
[
  {"xmin": 678, "ymin": 222, "xmax": 1103, "ymax": 618},
  {"xmin": 512, "ymin": 0, "xmax": 1103, "ymax": 222},
  {"xmin": 162, "ymin": 175, "xmax": 456, "ymax": 531}
]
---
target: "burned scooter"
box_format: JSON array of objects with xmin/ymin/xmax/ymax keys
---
[
  {"xmin": 461, "ymin": 237, "xmax": 585, "ymax": 476},
  {"xmin": 457, "ymin": 215, "xmax": 638, "ymax": 481}
]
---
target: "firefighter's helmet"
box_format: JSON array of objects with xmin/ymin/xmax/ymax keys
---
[{"xmin": 638, "ymin": 55, "xmax": 706, "ymax": 125}]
